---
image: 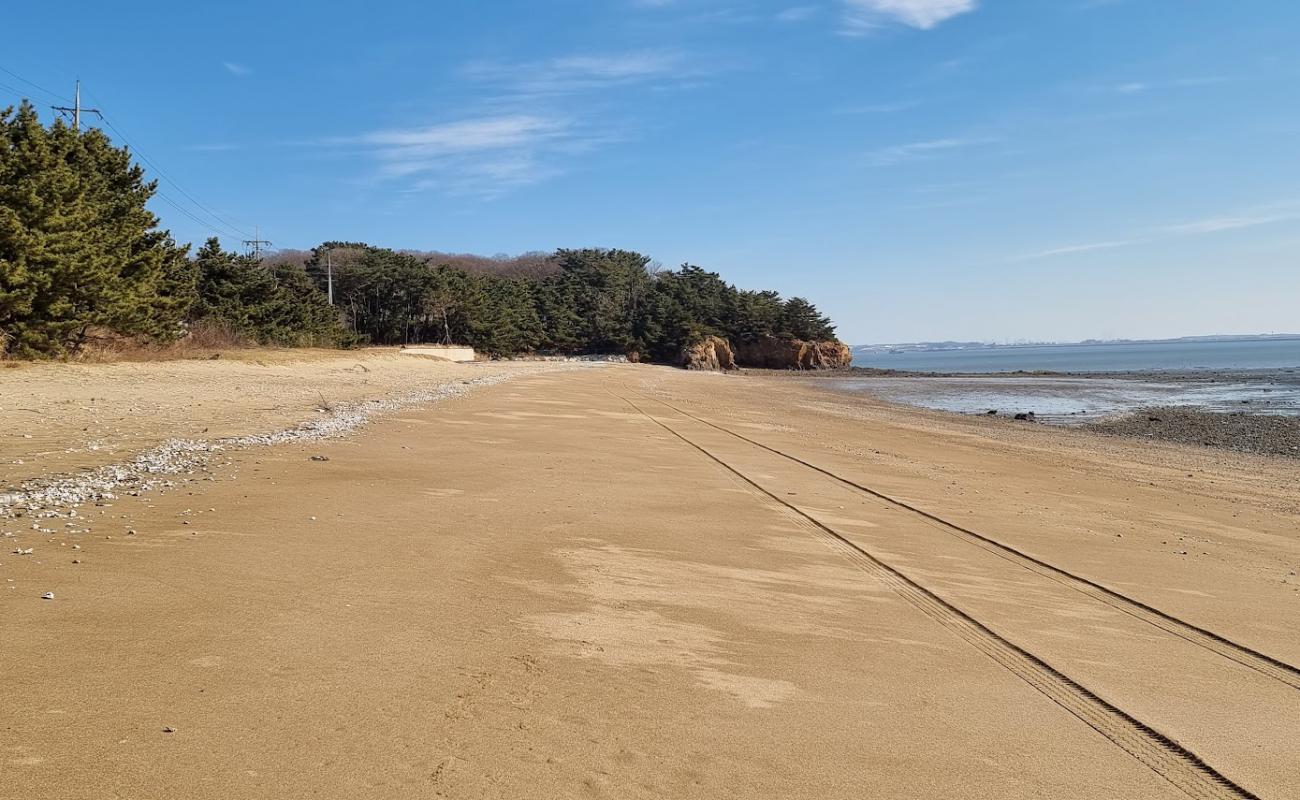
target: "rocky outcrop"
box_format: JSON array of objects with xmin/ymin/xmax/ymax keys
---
[
  {"xmin": 680, "ymin": 335, "xmax": 737, "ymax": 371},
  {"xmin": 733, "ymin": 336, "xmax": 851, "ymax": 370}
]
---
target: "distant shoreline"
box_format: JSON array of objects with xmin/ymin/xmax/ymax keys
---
[
  {"xmin": 846, "ymin": 336, "xmax": 1300, "ymax": 375},
  {"xmin": 797, "ymin": 366, "xmax": 1300, "ymax": 382},
  {"xmin": 854, "ymin": 333, "xmax": 1300, "ymax": 355}
]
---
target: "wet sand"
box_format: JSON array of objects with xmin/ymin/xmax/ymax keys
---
[
  {"xmin": 802, "ymin": 370, "xmax": 1300, "ymax": 458},
  {"xmin": 810, "ymin": 373, "xmax": 1300, "ymax": 422},
  {"xmin": 3, "ymin": 360, "xmax": 1299, "ymax": 798}
]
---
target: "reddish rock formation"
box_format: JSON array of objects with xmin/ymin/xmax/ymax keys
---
[
  {"xmin": 680, "ymin": 335, "xmax": 738, "ymax": 371},
  {"xmin": 733, "ymin": 336, "xmax": 851, "ymax": 370}
]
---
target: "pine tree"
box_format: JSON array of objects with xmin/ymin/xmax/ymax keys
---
[
  {"xmin": 190, "ymin": 237, "xmax": 345, "ymax": 346},
  {"xmin": 0, "ymin": 102, "xmax": 71, "ymax": 356},
  {"xmin": 0, "ymin": 101, "xmax": 191, "ymax": 357},
  {"xmin": 727, "ymin": 289, "xmax": 783, "ymax": 343},
  {"xmin": 779, "ymin": 297, "xmax": 836, "ymax": 341}
]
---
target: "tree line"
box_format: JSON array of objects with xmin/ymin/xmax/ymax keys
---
[{"xmin": 1, "ymin": 101, "xmax": 837, "ymax": 360}]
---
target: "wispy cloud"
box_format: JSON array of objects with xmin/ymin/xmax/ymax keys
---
[
  {"xmin": 462, "ymin": 50, "xmax": 693, "ymax": 97},
  {"xmin": 348, "ymin": 47, "xmax": 710, "ymax": 196},
  {"xmin": 322, "ymin": 45, "xmax": 709, "ymax": 198},
  {"xmin": 401, "ymin": 154, "xmax": 566, "ymax": 197},
  {"xmin": 1110, "ymin": 76, "xmax": 1226, "ymax": 95},
  {"xmin": 351, "ymin": 114, "xmax": 582, "ymax": 196},
  {"xmin": 222, "ymin": 61, "xmax": 252, "ymax": 77},
  {"xmin": 1010, "ymin": 239, "xmax": 1135, "ymax": 262},
  {"xmin": 836, "ymin": 99, "xmax": 922, "ymax": 115},
  {"xmin": 866, "ymin": 136, "xmax": 996, "ymax": 166},
  {"xmin": 1160, "ymin": 212, "xmax": 1299, "ymax": 235},
  {"xmin": 183, "ymin": 143, "xmax": 241, "ymax": 152},
  {"xmin": 775, "ymin": 6, "xmax": 818, "ymax": 22},
  {"xmin": 361, "ymin": 115, "xmax": 569, "ymax": 157},
  {"xmin": 841, "ymin": 0, "xmax": 978, "ymax": 35},
  {"xmin": 1011, "ymin": 206, "xmax": 1300, "ymax": 262}
]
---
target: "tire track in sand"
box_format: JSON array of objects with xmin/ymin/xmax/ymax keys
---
[
  {"xmin": 634, "ymin": 389, "xmax": 1300, "ymax": 694},
  {"xmin": 613, "ymin": 390, "xmax": 1261, "ymax": 800}
]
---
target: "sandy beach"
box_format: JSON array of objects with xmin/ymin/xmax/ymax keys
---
[{"xmin": 3, "ymin": 356, "xmax": 1299, "ymax": 799}]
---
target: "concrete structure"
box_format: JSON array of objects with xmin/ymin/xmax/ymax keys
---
[{"xmin": 400, "ymin": 345, "xmax": 477, "ymax": 363}]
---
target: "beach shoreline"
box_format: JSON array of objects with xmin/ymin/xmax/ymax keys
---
[
  {"xmin": 2, "ymin": 363, "xmax": 1299, "ymax": 798},
  {"xmin": 5, "ymin": 364, "xmax": 1300, "ymax": 798},
  {"xmin": 780, "ymin": 367, "xmax": 1300, "ymax": 458}
]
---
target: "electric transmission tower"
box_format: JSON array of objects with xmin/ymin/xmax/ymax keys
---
[
  {"xmin": 50, "ymin": 80, "xmax": 101, "ymax": 131},
  {"xmin": 242, "ymin": 225, "xmax": 273, "ymax": 260}
]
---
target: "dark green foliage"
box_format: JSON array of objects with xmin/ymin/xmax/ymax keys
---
[
  {"xmin": 0, "ymin": 100, "xmax": 838, "ymax": 361},
  {"xmin": 190, "ymin": 238, "xmax": 349, "ymax": 347},
  {"xmin": 304, "ymin": 245, "xmax": 839, "ymax": 360},
  {"xmin": 730, "ymin": 290, "xmax": 785, "ymax": 343},
  {"xmin": 778, "ymin": 296, "xmax": 837, "ymax": 341},
  {"xmin": 549, "ymin": 249, "xmax": 654, "ymax": 354},
  {"xmin": 322, "ymin": 246, "xmax": 549, "ymax": 355},
  {"xmin": 640, "ymin": 265, "xmax": 736, "ymax": 360},
  {"xmin": 0, "ymin": 101, "xmax": 191, "ymax": 357}
]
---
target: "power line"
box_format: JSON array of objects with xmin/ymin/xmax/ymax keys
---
[
  {"xmin": 0, "ymin": 65, "xmax": 69, "ymax": 104},
  {"xmin": 0, "ymin": 79, "xmax": 35, "ymax": 101},
  {"xmin": 155, "ymin": 191, "xmax": 238, "ymax": 239},
  {"xmin": 79, "ymin": 83, "xmax": 255, "ymax": 241},
  {"xmin": 0, "ymin": 70, "xmax": 261, "ymax": 247},
  {"xmin": 94, "ymin": 115, "xmax": 252, "ymax": 240}
]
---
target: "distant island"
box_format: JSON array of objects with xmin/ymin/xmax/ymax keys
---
[{"xmin": 854, "ymin": 333, "xmax": 1300, "ymax": 355}]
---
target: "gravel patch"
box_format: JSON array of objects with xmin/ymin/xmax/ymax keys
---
[
  {"xmin": 1087, "ymin": 407, "xmax": 1300, "ymax": 459},
  {"xmin": 0, "ymin": 372, "xmax": 523, "ymax": 528}
]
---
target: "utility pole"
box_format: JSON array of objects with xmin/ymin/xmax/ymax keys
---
[
  {"xmin": 51, "ymin": 80, "xmax": 100, "ymax": 131},
  {"xmin": 326, "ymin": 251, "xmax": 335, "ymax": 305},
  {"xmin": 241, "ymin": 225, "xmax": 273, "ymax": 261}
]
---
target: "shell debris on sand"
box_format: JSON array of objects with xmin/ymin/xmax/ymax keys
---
[{"xmin": 0, "ymin": 370, "xmax": 564, "ymax": 530}]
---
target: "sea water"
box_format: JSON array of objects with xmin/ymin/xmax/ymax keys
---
[
  {"xmin": 851, "ymin": 338, "xmax": 1300, "ymax": 373},
  {"xmin": 837, "ymin": 339, "xmax": 1300, "ymax": 421},
  {"xmin": 831, "ymin": 376, "xmax": 1300, "ymax": 423}
]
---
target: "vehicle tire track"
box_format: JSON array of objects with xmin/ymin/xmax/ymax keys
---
[
  {"xmin": 633, "ymin": 389, "xmax": 1300, "ymax": 693},
  {"xmin": 613, "ymin": 390, "xmax": 1262, "ymax": 800}
]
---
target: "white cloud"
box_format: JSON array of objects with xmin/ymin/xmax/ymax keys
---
[
  {"xmin": 222, "ymin": 61, "xmax": 251, "ymax": 77},
  {"xmin": 1011, "ymin": 239, "xmax": 1134, "ymax": 261},
  {"xmin": 1010, "ymin": 206, "xmax": 1300, "ymax": 262},
  {"xmin": 775, "ymin": 6, "xmax": 818, "ymax": 22},
  {"xmin": 866, "ymin": 136, "xmax": 995, "ymax": 166},
  {"xmin": 841, "ymin": 0, "xmax": 978, "ymax": 33},
  {"xmin": 345, "ymin": 114, "xmax": 612, "ymax": 198},
  {"xmin": 404, "ymin": 155, "xmax": 564, "ymax": 197},
  {"xmin": 358, "ymin": 115, "xmax": 572, "ymax": 194},
  {"xmin": 463, "ymin": 50, "xmax": 688, "ymax": 96},
  {"xmin": 183, "ymin": 143, "xmax": 241, "ymax": 152},
  {"xmin": 1110, "ymin": 76, "xmax": 1226, "ymax": 95},
  {"xmin": 338, "ymin": 47, "xmax": 708, "ymax": 197},
  {"xmin": 1161, "ymin": 213, "xmax": 1298, "ymax": 235},
  {"xmin": 836, "ymin": 99, "xmax": 922, "ymax": 114},
  {"xmin": 362, "ymin": 115, "xmax": 569, "ymax": 156}
]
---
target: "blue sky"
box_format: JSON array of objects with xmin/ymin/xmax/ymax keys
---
[{"xmin": 3, "ymin": 0, "xmax": 1298, "ymax": 344}]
